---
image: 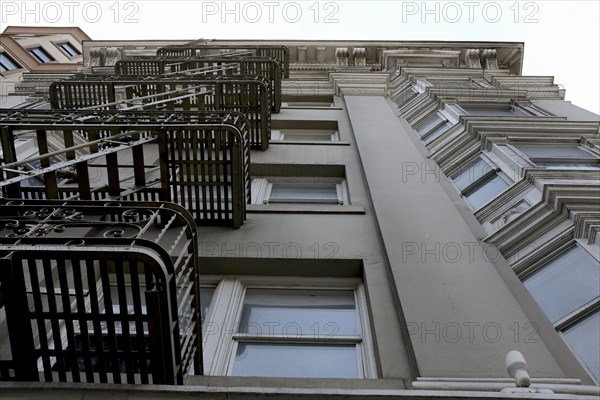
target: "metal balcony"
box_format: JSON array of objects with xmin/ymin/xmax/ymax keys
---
[
  {"xmin": 0, "ymin": 199, "xmax": 199, "ymax": 384},
  {"xmin": 156, "ymin": 45, "xmax": 290, "ymax": 78},
  {"xmin": 48, "ymin": 75, "xmax": 271, "ymax": 150},
  {"xmin": 0, "ymin": 109, "xmax": 250, "ymax": 228},
  {"xmin": 115, "ymin": 57, "xmax": 282, "ymax": 113}
]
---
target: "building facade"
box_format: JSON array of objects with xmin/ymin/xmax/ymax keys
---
[
  {"xmin": 0, "ymin": 26, "xmax": 89, "ymax": 104},
  {"xmin": 0, "ymin": 36, "xmax": 598, "ymax": 399}
]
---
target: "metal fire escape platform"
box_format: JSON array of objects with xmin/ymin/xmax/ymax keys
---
[
  {"xmin": 0, "ymin": 199, "xmax": 199, "ymax": 384},
  {"xmin": 0, "ymin": 109, "xmax": 251, "ymax": 228}
]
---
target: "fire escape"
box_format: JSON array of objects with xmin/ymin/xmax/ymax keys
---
[{"xmin": 0, "ymin": 43, "xmax": 289, "ymax": 384}]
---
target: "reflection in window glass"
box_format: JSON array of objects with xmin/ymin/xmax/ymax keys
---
[
  {"xmin": 524, "ymin": 246, "xmax": 600, "ymax": 323},
  {"xmin": 232, "ymin": 343, "xmax": 358, "ymax": 378},
  {"xmin": 516, "ymin": 145, "xmax": 591, "ymax": 159},
  {"xmin": 59, "ymin": 42, "xmax": 80, "ymax": 57},
  {"xmin": 563, "ymin": 312, "xmax": 600, "ymax": 380},
  {"xmin": 0, "ymin": 53, "xmax": 20, "ymax": 72},
  {"xmin": 269, "ymin": 183, "xmax": 340, "ymax": 204},
  {"xmin": 395, "ymin": 88, "xmax": 418, "ymax": 108},
  {"xmin": 28, "ymin": 47, "xmax": 53, "ymax": 63},
  {"xmin": 465, "ymin": 174, "xmax": 509, "ymax": 210},
  {"xmin": 451, "ymin": 157, "xmax": 493, "ymax": 191},
  {"xmin": 238, "ymin": 289, "xmax": 358, "ymax": 336},
  {"xmin": 423, "ymin": 123, "xmax": 451, "ymax": 144},
  {"xmin": 200, "ymin": 287, "xmax": 215, "ymax": 324},
  {"xmin": 415, "ymin": 114, "xmax": 444, "ymax": 136}
]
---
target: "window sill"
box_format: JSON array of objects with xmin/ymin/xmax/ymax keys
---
[
  {"xmin": 247, "ymin": 204, "xmax": 365, "ymax": 214},
  {"xmin": 269, "ymin": 141, "xmax": 350, "ymax": 146}
]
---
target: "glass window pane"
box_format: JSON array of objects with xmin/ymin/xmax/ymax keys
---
[
  {"xmin": 395, "ymin": 88, "xmax": 418, "ymax": 107},
  {"xmin": 29, "ymin": 48, "xmax": 52, "ymax": 63},
  {"xmin": 465, "ymin": 174, "xmax": 509, "ymax": 210},
  {"xmin": 451, "ymin": 157, "xmax": 494, "ymax": 191},
  {"xmin": 280, "ymin": 130, "xmax": 334, "ymax": 141},
  {"xmin": 537, "ymin": 162, "xmax": 600, "ymax": 170},
  {"xmin": 524, "ymin": 247, "xmax": 600, "ymax": 323},
  {"xmin": 563, "ymin": 312, "xmax": 600, "ymax": 380},
  {"xmin": 232, "ymin": 343, "xmax": 358, "ymax": 378},
  {"xmin": 423, "ymin": 123, "xmax": 451, "ymax": 144},
  {"xmin": 516, "ymin": 145, "xmax": 591, "ymax": 159},
  {"xmin": 284, "ymin": 134, "xmax": 331, "ymax": 141},
  {"xmin": 462, "ymin": 104, "xmax": 515, "ymax": 116},
  {"xmin": 200, "ymin": 287, "xmax": 215, "ymax": 324},
  {"xmin": 60, "ymin": 43, "xmax": 79, "ymax": 56},
  {"xmin": 238, "ymin": 289, "xmax": 358, "ymax": 336},
  {"xmin": 269, "ymin": 183, "xmax": 339, "ymax": 204},
  {"xmin": 415, "ymin": 114, "xmax": 443, "ymax": 136},
  {"xmin": 0, "ymin": 53, "xmax": 19, "ymax": 71}
]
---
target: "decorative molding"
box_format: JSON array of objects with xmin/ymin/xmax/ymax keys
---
[
  {"xmin": 463, "ymin": 49, "xmax": 481, "ymax": 68},
  {"xmin": 481, "ymin": 49, "xmax": 498, "ymax": 70}
]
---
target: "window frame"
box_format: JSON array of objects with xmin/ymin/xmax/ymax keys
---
[
  {"xmin": 449, "ymin": 153, "xmax": 514, "ymax": 211},
  {"xmin": 509, "ymin": 143, "xmax": 600, "ymax": 170},
  {"xmin": 457, "ymin": 101, "xmax": 550, "ymax": 117},
  {"xmin": 271, "ymin": 128, "xmax": 340, "ymax": 142},
  {"xmin": 517, "ymin": 240, "xmax": 600, "ymax": 381},
  {"xmin": 412, "ymin": 103, "xmax": 462, "ymax": 145},
  {"xmin": 251, "ymin": 177, "xmax": 348, "ymax": 205},
  {"xmin": 0, "ymin": 51, "xmax": 22, "ymax": 75},
  {"xmin": 56, "ymin": 41, "xmax": 81, "ymax": 58},
  {"xmin": 27, "ymin": 46, "xmax": 55, "ymax": 63},
  {"xmin": 201, "ymin": 276, "xmax": 377, "ymax": 378}
]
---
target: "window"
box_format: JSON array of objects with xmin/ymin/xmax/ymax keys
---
[
  {"xmin": 414, "ymin": 113, "xmax": 454, "ymax": 144},
  {"xmin": 450, "ymin": 156, "xmax": 511, "ymax": 210},
  {"xmin": 28, "ymin": 47, "xmax": 54, "ymax": 63},
  {"xmin": 58, "ymin": 42, "xmax": 80, "ymax": 57},
  {"xmin": 251, "ymin": 177, "xmax": 347, "ymax": 205},
  {"xmin": 0, "ymin": 52, "xmax": 21, "ymax": 73},
  {"xmin": 201, "ymin": 277, "xmax": 376, "ymax": 378},
  {"xmin": 459, "ymin": 102, "xmax": 547, "ymax": 117},
  {"xmin": 563, "ymin": 312, "xmax": 599, "ymax": 381},
  {"xmin": 523, "ymin": 246, "xmax": 599, "ymax": 323},
  {"xmin": 271, "ymin": 129, "xmax": 339, "ymax": 142},
  {"xmin": 428, "ymin": 80, "xmax": 490, "ymax": 89},
  {"xmin": 394, "ymin": 87, "xmax": 418, "ymax": 108},
  {"xmin": 515, "ymin": 145, "xmax": 600, "ymax": 170},
  {"xmin": 521, "ymin": 244, "xmax": 599, "ymax": 380}
]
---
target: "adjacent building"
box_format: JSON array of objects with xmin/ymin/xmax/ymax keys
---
[
  {"xmin": 0, "ymin": 33, "xmax": 598, "ymax": 399},
  {"xmin": 0, "ymin": 26, "xmax": 89, "ymax": 104}
]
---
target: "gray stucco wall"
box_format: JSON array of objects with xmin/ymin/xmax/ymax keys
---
[{"xmin": 344, "ymin": 95, "xmax": 568, "ymax": 379}]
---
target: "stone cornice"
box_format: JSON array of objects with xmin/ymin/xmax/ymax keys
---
[{"xmin": 329, "ymin": 73, "xmax": 389, "ymax": 96}]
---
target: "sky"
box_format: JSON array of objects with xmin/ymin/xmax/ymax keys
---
[{"xmin": 2, "ymin": 0, "xmax": 599, "ymax": 114}]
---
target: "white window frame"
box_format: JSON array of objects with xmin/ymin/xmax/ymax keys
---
[
  {"xmin": 412, "ymin": 103, "xmax": 462, "ymax": 145},
  {"xmin": 517, "ymin": 240, "xmax": 600, "ymax": 382},
  {"xmin": 457, "ymin": 101, "xmax": 549, "ymax": 117},
  {"xmin": 201, "ymin": 276, "xmax": 377, "ymax": 379},
  {"xmin": 509, "ymin": 143, "xmax": 600, "ymax": 170},
  {"xmin": 251, "ymin": 177, "xmax": 348, "ymax": 205},
  {"xmin": 271, "ymin": 128, "xmax": 340, "ymax": 142},
  {"xmin": 449, "ymin": 153, "xmax": 514, "ymax": 211}
]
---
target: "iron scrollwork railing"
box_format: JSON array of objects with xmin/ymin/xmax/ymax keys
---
[
  {"xmin": 0, "ymin": 110, "xmax": 250, "ymax": 228},
  {"xmin": 0, "ymin": 199, "xmax": 199, "ymax": 384}
]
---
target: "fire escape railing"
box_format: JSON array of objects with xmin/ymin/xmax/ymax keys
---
[
  {"xmin": 48, "ymin": 76, "xmax": 271, "ymax": 150},
  {"xmin": 114, "ymin": 57, "xmax": 282, "ymax": 113},
  {"xmin": 156, "ymin": 45, "xmax": 290, "ymax": 78},
  {"xmin": 0, "ymin": 199, "xmax": 199, "ymax": 384},
  {"xmin": 0, "ymin": 109, "xmax": 250, "ymax": 228}
]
